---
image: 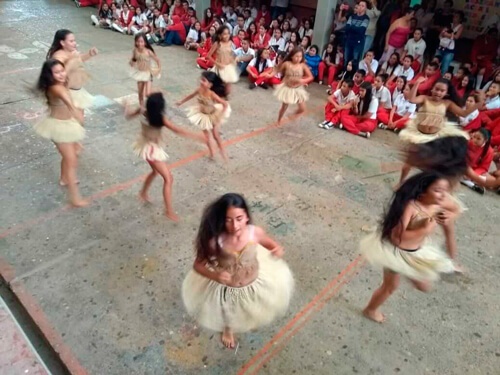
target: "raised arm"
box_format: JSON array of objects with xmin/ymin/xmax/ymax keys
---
[
  {"xmin": 447, "ymin": 94, "xmax": 484, "ymax": 117},
  {"xmin": 408, "ymin": 78, "xmax": 428, "ymax": 104},
  {"xmin": 80, "ymin": 47, "xmax": 98, "ymax": 62},
  {"xmin": 176, "ymin": 89, "xmax": 199, "ymax": 106},
  {"xmin": 163, "ymin": 116, "xmax": 205, "ymax": 142}
]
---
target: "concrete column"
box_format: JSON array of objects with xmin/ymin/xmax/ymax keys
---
[
  {"xmin": 196, "ymin": 0, "xmax": 211, "ymax": 19},
  {"xmin": 312, "ymin": 0, "xmax": 338, "ymax": 50}
]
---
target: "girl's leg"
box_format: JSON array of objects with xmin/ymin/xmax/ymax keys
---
[
  {"xmin": 137, "ymin": 82, "xmax": 145, "ymax": 107},
  {"xmin": 55, "ymin": 142, "xmax": 88, "ymax": 207},
  {"xmin": 277, "ymin": 103, "xmax": 288, "ymax": 124},
  {"xmin": 140, "ymin": 162, "xmax": 157, "ymax": 202},
  {"xmin": 212, "ymin": 123, "xmax": 228, "ymax": 162},
  {"xmin": 396, "ymin": 163, "xmax": 412, "ymax": 189},
  {"xmin": 150, "ymin": 160, "xmax": 178, "ymax": 221},
  {"xmin": 203, "ymin": 130, "xmax": 216, "ymax": 159},
  {"xmin": 295, "ymin": 101, "xmax": 306, "ymax": 116},
  {"xmin": 144, "ymin": 80, "xmax": 152, "ymax": 98},
  {"xmin": 409, "ymin": 278, "xmax": 431, "ymax": 292},
  {"xmin": 225, "ymin": 83, "xmax": 232, "ymax": 96},
  {"xmin": 363, "ymin": 269, "xmax": 401, "ymax": 323},
  {"xmin": 222, "ymin": 326, "xmax": 235, "ymax": 348},
  {"xmin": 318, "ymin": 62, "xmax": 326, "ymax": 84}
]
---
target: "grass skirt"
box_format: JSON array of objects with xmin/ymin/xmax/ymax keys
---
[
  {"xmin": 360, "ymin": 231, "xmax": 455, "ymax": 282},
  {"xmin": 273, "ymin": 83, "xmax": 309, "ymax": 104},
  {"xmin": 182, "ymin": 245, "xmax": 294, "ymax": 333},
  {"xmin": 186, "ymin": 104, "xmax": 231, "ymax": 130},
  {"xmin": 132, "ymin": 138, "xmax": 169, "ymax": 161},
  {"xmin": 130, "ymin": 68, "xmax": 152, "ymax": 82},
  {"xmin": 211, "ymin": 63, "xmax": 239, "ymax": 83},
  {"xmin": 34, "ymin": 117, "xmax": 85, "ymax": 143},
  {"xmin": 69, "ymin": 88, "xmax": 94, "ymax": 110},
  {"xmin": 399, "ymin": 116, "xmax": 469, "ymax": 144}
]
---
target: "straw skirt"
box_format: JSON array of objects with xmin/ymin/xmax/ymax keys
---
[
  {"xmin": 34, "ymin": 117, "xmax": 85, "ymax": 143},
  {"xmin": 182, "ymin": 245, "xmax": 294, "ymax": 333},
  {"xmin": 360, "ymin": 231, "xmax": 455, "ymax": 282},
  {"xmin": 211, "ymin": 63, "xmax": 239, "ymax": 83},
  {"xmin": 273, "ymin": 83, "xmax": 309, "ymax": 104},
  {"xmin": 132, "ymin": 138, "xmax": 169, "ymax": 162},
  {"xmin": 69, "ymin": 88, "xmax": 94, "ymax": 110},
  {"xmin": 399, "ymin": 117, "xmax": 469, "ymax": 144},
  {"xmin": 186, "ymin": 103, "xmax": 232, "ymax": 130}
]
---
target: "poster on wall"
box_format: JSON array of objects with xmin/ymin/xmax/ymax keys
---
[{"xmin": 463, "ymin": 0, "xmax": 500, "ymax": 37}]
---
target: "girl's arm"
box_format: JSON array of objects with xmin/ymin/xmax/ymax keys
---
[
  {"xmin": 388, "ymin": 105, "xmax": 397, "ymax": 124},
  {"xmin": 453, "ymin": 24, "xmax": 463, "ymax": 40},
  {"xmin": 384, "ymin": 23, "xmax": 397, "ymax": 50},
  {"xmin": 193, "ymin": 258, "xmax": 231, "ymax": 283},
  {"xmin": 129, "ymin": 50, "xmax": 136, "ymax": 66},
  {"xmin": 124, "ymin": 102, "xmax": 142, "ymax": 119},
  {"xmin": 447, "ymin": 97, "xmax": 484, "ymax": 117},
  {"xmin": 254, "ymin": 226, "xmax": 284, "ymax": 257},
  {"xmin": 175, "ymin": 89, "xmax": 199, "ymax": 106},
  {"xmin": 52, "ymin": 86, "xmax": 84, "ymax": 124},
  {"xmin": 301, "ymin": 63, "xmax": 314, "ymax": 85},
  {"xmin": 80, "ymin": 47, "xmax": 98, "ymax": 62},
  {"xmin": 210, "ymin": 91, "xmax": 229, "ymax": 110},
  {"xmin": 149, "ymin": 50, "xmax": 161, "ymax": 71},
  {"xmin": 408, "ymin": 78, "xmax": 427, "ymax": 104},
  {"xmin": 206, "ymin": 42, "xmax": 219, "ymax": 66},
  {"xmin": 163, "ymin": 116, "xmax": 205, "ymax": 142}
]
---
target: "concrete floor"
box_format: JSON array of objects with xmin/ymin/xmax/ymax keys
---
[{"xmin": 0, "ymin": 1, "xmax": 499, "ymax": 374}]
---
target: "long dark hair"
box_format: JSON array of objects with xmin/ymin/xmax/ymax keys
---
[
  {"xmin": 134, "ymin": 33, "xmax": 155, "ymax": 54},
  {"xmin": 322, "ymin": 43, "xmax": 336, "ymax": 63},
  {"xmin": 254, "ymin": 48, "xmax": 269, "ymax": 73},
  {"xmin": 358, "ymin": 81, "xmax": 373, "ymax": 115},
  {"xmin": 214, "ymin": 25, "xmax": 230, "ymax": 43},
  {"xmin": 202, "ymin": 71, "xmax": 227, "ymax": 99},
  {"xmin": 47, "ymin": 29, "xmax": 73, "ymax": 59},
  {"xmin": 195, "ymin": 193, "xmax": 252, "ymax": 261},
  {"xmin": 284, "ymin": 47, "xmax": 304, "ymax": 64},
  {"xmin": 381, "ymin": 172, "xmax": 445, "ymax": 241},
  {"xmin": 203, "ymin": 7, "xmax": 213, "ymax": 26},
  {"xmin": 145, "ymin": 92, "xmax": 165, "ymax": 128},
  {"xmin": 192, "ymin": 21, "xmax": 203, "ymax": 43},
  {"xmin": 434, "ymin": 78, "xmax": 461, "ymax": 106},
  {"xmin": 36, "ymin": 59, "xmax": 65, "ymax": 96},
  {"xmin": 473, "ymin": 128, "xmax": 492, "ymax": 166}
]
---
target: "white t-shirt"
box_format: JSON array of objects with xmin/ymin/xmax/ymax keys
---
[
  {"xmin": 234, "ymin": 47, "xmax": 256, "ymax": 59},
  {"xmin": 373, "ymin": 86, "xmax": 392, "ymax": 109},
  {"xmin": 393, "ymin": 93, "xmax": 417, "ymax": 118},
  {"xmin": 439, "ymin": 36, "xmax": 454, "ymax": 51},
  {"xmin": 288, "ymin": 16, "xmax": 298, "ymax": 30},
  {"xmin": 393, "ymin": 65, "xmax": 415, "ymax": 81},
  {"xmin": 404, "ymin": 38, "xmax": 426, "ymax": 63},
  {"xmin": 250, "ymin": 7, "xmax": 258, "ymax": 19},
  {"xmin": 269, "ymin": 36, "xmax": 286, "ymax": 51},
  {"xmin": 333, "ymin": 89, "xmax": 356, "ymax": 105},
  {"xmin": 485, "ymin": 95, "xmax": 500, "ymax": 110},
  {"xmin": 249, "ymin": 57, "xmax": 275, "ymax": 72},
  {"xmin": 392, "ymin": 88, "xmax": 402, "ymax": 102},
  {"xmin": 458, "ymin": 109, "xmax": 479, "ymax": 126},
  {"xmin": 244, "ymin": 17, "xmax": 254, "ymax": 30},
  {"xmin": 358, "ymin": 59, "xmax": 378, "ymax": 75},
  {"xmin": 153, "ymin": 15, "xmax": 166, "ymax": 29},
  {"xmin": 360, "ymin": 97, "xmax": 379, "ymax": 119},
  {"xmin": 187, "ymin": 29, "xmax": 204, "ymax": 42},
  {"xmin": 133, "ymin": 14, "xmax": 147, "ymax": 26}
]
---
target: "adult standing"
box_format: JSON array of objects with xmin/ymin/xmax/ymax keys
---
[
  {"xmin": 379, "ymin": 8, "xmax": 415, "ymax": 64},
  {"xmin": 363, "ymin": 0, "xmax": 381, "ymax": 56},
  {"xmin": 436, "ymin": 11, "xmax": 464, "ymax": 74},
  {"xmin": 271, "ymin": 0, "xmax": 289, "ymax": 21},
  {"xmin": 344, "ymin": 0, "xmax": 370, "ymax": 67},
  {"xmin": 426, "ymin": 0, "xmax": 454, "ymax": 58}
]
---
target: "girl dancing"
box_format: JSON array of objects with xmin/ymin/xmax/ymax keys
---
[
  {"xmin": 182, "ymin": 193, "xmax": 294, "ymax": 348},
  {"xmin": 125, "ymin": 92, "xmax": 204, "ymax": 221},
  {"xmin": 206, "ymin": 26, "xmax": 239, "ymax": 94},
  {"xmin": 176, "ymin": 71, "xmax": 230, "ymax": 162}
]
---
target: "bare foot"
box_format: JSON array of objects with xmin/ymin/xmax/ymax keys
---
[
  {"xmin": 453, "ymin": 262, "xmax": 465, "ymax": 273},
  {"xmin": 70, "ymin": 199, "xmax": 89, "ymax": 208},
  {"xmin": 139, "ymin": 191, "xmax": 152, "ymax": 203},
  {"xmin": 221, "ymin": 327, "xmax": 235, "ymax": 349},
  {"xmin": 276, "ymin": 119, "xmax": 284, "ymax": 127},
  {"xmin": 221, "ymin": 152, "xmax": 229, "ymax": 163},
  {"xmin": 165, "ymin": 211, "xmax": 180, "ymax": 222},
  {"xmin": 363, "ymin": 308, "xmax": 386, "ymax": 323}
]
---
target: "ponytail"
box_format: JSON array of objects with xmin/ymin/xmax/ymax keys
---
[{"xmin": 476, "ymin": 128, "xmax": 491, "ymax": 166}]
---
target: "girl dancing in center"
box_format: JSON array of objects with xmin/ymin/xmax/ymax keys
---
[
  {"xmin": 269, "ymin": 47, "xmax": 313, "ymax": 125},
  {"xmin": 47, "ymin": 29, "xmax": 98, "ymax": 124},
  {"xmin": 362, "ymin": 172, "xmax": 460, "ymax": 323},
  {"xmin": 34, "ymin": 60, "xmax": 87, "ymax": 207},
  {"xmin": 129, "ymin": 34, "xmax": 162, "ymax": 108},
  {"xmin": 125, "ymin": 92, "xmax": 204, "ymax": 221},
  {"xmin": 176, "ymin": 72, "xmax": 231, "ymax": 162},
  {"xmin": 182, "ymin": 193, "xmax": 294, "ymax": 348}
]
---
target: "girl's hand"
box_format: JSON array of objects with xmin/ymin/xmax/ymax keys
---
[
  {"xmin": 435, "ymin": 210, "xmax": 452, "ymax": 226},
  {"xmin": 217, "ymin": 271, "xmax": 232, "ymax": 284},
  {"xmin": 175, "ymin": 101, "xmax": 182, "ymax": 107},
  {"xmin": 89, "ymin": 47, "xmax": 99, "ymax": 56},
  {"xmin": 415, "ymin": 76, "xmax": 427, "ymax": 85},
  {"xmin": 270, "ymin": 246, "xmax": 284, "ymax": 258}
]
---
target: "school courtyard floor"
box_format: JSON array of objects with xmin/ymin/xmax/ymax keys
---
[{"xmin": 0, "ymin": 1, "xmax": 499, "ymax": 374}]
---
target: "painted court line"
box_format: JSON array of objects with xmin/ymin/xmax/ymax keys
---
[
  {"xmin": 237, "ymin": 255, "xmax": 364, "ymax": 375},
  {"xmin": 0, "ymin": 105, "xmax": 323, "ymax": 240}
]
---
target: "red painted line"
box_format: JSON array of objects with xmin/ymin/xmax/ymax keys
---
[
  {"xmin": 9, "ymin": 280, "xmax": 90, "ymax": 375},
  {"xmin": 237, "ymin": 255, "xmax": 363, "ymax": 375},
  {"xmin": 0, "ymin": 106, "xmax": 322, "ymax": 240},
  {"xmin": 245, "ymin": 260, "xmax": 366, "ymax": 375}
]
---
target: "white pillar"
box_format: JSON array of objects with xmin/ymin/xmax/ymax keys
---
[
  {"xmin": 196, "ymin": 0, "xmax": 211, "ymax": 20},
  {"xmin": 312, "ymin": 0, "xmax": 338, "ymax": 50}
]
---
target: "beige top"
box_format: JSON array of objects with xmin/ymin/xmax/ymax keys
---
[
  {"xmin": 134, "ymin": 49, "xmax": 152, "ymax": 72},
  {"xmin": 140, "ymin": 117, "xmax": 166, "ymax": 147},
  {"xmin": 415, "ymin": 99, "xmax": 447, "ymax": 134},
  {"xmin": 213, "ymin": 225, "xmax": 259, "ymax": 287},
  {"xmin": 65, "ymin": 54, "xmax": 89, "ymax": 90},
  {"xmin": 216, "ymin": 41, "xmax": 234, "ymax": 65},
  {"xmin": 197, "ymin": 94, "xmax": 217, "ymax": 114},
  {"xmin": 46, "ymin": 89, "xmax": 73, "ymax": 120},
  {"xmin": 283, "ymin": 63, "xmax": 304, "ymax": 88}
]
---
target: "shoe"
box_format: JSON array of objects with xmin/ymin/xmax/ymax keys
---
[
  {"xmin": 358, "ymin": 132, "xmax": 370, "ymax": 138},
  {"xmin": 249, "ymin": 83, "xmax": 257, "ymax": 90},
  {"xmin": 319, "ymin": 80, "xmax": 323, "ymax": 85},
  {"xmin": 472, "ymin": 184, "xmax": 485, "ymax": 195},
  {"xmin": 324, "ymin": 122, "xmax": 334, "ymax": 130},
  {"xmin": 318, "ymin": 121, "xmax": 328, "ymax": 128},
  {"xmin": 378, "ymin": 123, "xmax": 387, "ymax": 130},
  {"xmin": 261, "ymin": 83, "xmax": 269, "ymax": 89},
  {"xmin": 338, "ymin": 124, "xmax": 343, "ymax": 129}
]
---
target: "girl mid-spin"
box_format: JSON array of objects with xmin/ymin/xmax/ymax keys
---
[
  {"xmin": 125, "ymin": 92, "xmax": 204, "ymax": 221},
  {"xmin": 362, "ymin": 172, "xmax": 460, "ymax": 323},
  {"xmin": 47, "ymin": 29, "xmax": 98, "ymax": 123},
  {"xmin": 129, "ymin": 34, "xmax": 161, "ymax": 108},
  {"xmin": 34, "ymin": 59, "xmax": 87, "ymax": 207},
  {"xmin": 176, "ymin": 71, "xmax": 230, "ymax": 162},
  {"xmin": 206, "ymin": 25, "xmax": 239, "ymax": 94},
  {"xmin": 270, "ymin": 47, "xmax": 313, "ymax": 125},
  {"xmin": 182, "ymin": 193, "xmax": 294, "ymax": 348}
]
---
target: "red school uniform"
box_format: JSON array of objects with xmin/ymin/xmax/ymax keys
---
[
  {"xmin": 486, "ymin": 117, "xmax": 500, "ymax": 148},
  {"xmin": 409, "ymin": 71, "xmax": 441, "ymax": 96},
  {"xmin": 467, "ymin": 140, "xmax": 494, "ymax": 175},
  {"xmin": 252, "ymin": 33, "xmax": 270, "ymax": 49},
  {"xmin": 255, "ymin": 10, "xmax": 271, "ymax": 27}
]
